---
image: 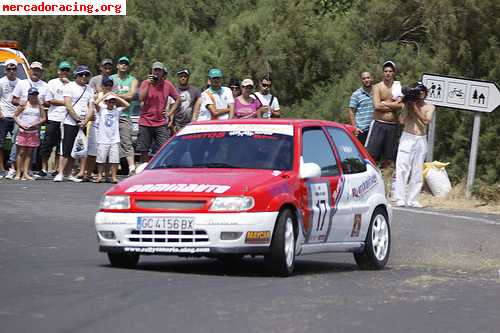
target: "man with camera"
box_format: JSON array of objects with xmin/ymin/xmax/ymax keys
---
[
  {"xmin": 137, "ymin": 61, "xmax": 180, "ymax": 162},
  {"xmin": 393, "ymin": 82, "xmax": 435, "ymax": 208}
]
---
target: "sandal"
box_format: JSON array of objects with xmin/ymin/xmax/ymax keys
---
[{"xmin": 92, "ymin": 178, "xmax": 102, "ymax": 183}]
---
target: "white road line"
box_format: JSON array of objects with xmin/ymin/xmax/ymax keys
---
[{"xmin": 393, "ymin": 207, "xmax": 500, "ymax": 226}]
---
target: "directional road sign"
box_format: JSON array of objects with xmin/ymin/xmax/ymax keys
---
[{"xmin": 422, "ymin": 73, "xmax": 500, "ymax": 113}]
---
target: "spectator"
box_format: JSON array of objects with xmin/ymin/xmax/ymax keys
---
[
  {"xmin": 197, "ymin": 68, "xmax": 234, "ymax": 121},
  {"xmin": 137, "ymin": 61, "xmax": 180, "ymax": 162},
  {"xmin": 94, "ymin": 93, "xmax": 129, "ymax": 183},
  {"xmin": 231, "ymin": 78, "xmax": 263, "ymax": 119},
  {"xmin": 393, "ymin": 83, "xmax": 435, "ymax": 208},
  {"xmin": 0, "ymin": 59, "xmax": 20, "ymax": 178},
  {"xmin": 40, "ymin": 61, "xmax": 72, "ymax": 177},
  {"xmin": 170, "ymin": 67, "xmax": 201, "ymax": 133},
  {"xmin": 53, "ymin": 65, "xmax": 95, "ymax": 182},
  {"xmin": 89, "ymin": 58, "xmax": 114, "ymax": 93},
  {"xmin": 365, "ymin": 60, "xmax": 403, "ymax": 195},
  {"xmin": 253, "ymin": 75, "xmax": 280, "ymax": 118},
  {"xmin": 348, "ymin": 71, "xmax": 374, "ymax": 145},
  {"xmin": 228, "ymin": 77, "xmax": 241, "ymax": 99},
  {"xmin": 13, "ymin": 87, "xmax": 46, "ymax": 180},
  {"xmin": 110, "ymin": 56, "xmax": 138, "ymax": 174}
]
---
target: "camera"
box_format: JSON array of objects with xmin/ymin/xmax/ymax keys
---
[
  {"xmin": 402, "ymin": 83, "xmax": 427, "ymax": 102},
  {"xmin": 149, "ymin": 74, "xmax": 159, "ymax": 82}
]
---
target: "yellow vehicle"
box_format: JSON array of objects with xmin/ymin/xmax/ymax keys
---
[{"xmin": 0, "ymin": 40, "xmax": 30, "ymax": 79}]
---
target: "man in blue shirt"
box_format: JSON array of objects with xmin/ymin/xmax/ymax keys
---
[{"xmin": 348, "ymin": 71, "xmax": 374, "ymax": 145}]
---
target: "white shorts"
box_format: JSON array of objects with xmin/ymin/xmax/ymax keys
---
[
  {"xmin": 96, "ymin": 143, "xmax": 120, "ymax": 164},
  {"xmin": 87, "ymin": 125, "xmax": 98, "ymax": 157}
]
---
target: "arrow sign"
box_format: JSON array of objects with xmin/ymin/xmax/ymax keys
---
[{"xmin": 422, "ymin": 73, "xmax": 500, "ymax": 113}]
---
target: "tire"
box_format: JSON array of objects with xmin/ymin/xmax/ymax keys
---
[
  {"xmin": 265, "ymin": 209, "xmax": 296, "ymax": 277},
  {"xmin": 354, "ymin": 207, "xmax": 390, "ymax": 270},
  {"xmin": 107, "ymin": 253, "xmax": 140, "ymax": 268}
]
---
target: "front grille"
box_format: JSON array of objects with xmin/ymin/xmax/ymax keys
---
[
  {"xmin": 135, "ymin": 200, "xmax": 206, "ymax": 210},
  {"xmin": 128, "ymin": 229, "xmax": 209, "ymax": 243}
]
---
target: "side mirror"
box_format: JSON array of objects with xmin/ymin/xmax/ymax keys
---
[
  {"xmin": 134, "ymin": 162, "xmax": 148, "ymax": 175},
  {"xmin": 300, "ymin": 162, "xmax": 321, "ymax": 179}
]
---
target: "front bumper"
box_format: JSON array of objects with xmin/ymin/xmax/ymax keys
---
[{"xmin": 95, "ymin": 211, "xmax": 279, "ymax": 256}]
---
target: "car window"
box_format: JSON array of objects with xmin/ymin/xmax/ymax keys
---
[
  {"xmin": 326, "ymin": 127, "xmax": 367, "ymax": 174},
  {"xmin": 301, "ymin": 127, "xmax": 339, "ymax": 177}
]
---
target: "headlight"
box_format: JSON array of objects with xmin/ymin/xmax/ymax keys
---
[
  {"xmin": 209, "ymin": 196, "xmax": 255, "ymax": 212},
  {"xmin": 100, "ymin": 195, "xmax": 130, "ymax": 210}
]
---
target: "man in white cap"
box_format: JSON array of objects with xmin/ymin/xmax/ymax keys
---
[{"xmin": 0, "ymin": 59, "xmax": 20, "ymax": 178}]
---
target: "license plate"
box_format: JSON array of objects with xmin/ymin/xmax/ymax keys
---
[{"xmin": 137, "ymin": 216, "xmax": 194, "ymax": 231}]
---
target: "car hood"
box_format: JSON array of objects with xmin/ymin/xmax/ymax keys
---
[{"xmin": 108, "ymin": 168, "xmax": 291, "ymax": 197}]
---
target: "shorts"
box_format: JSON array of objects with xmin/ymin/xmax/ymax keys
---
[
  {"xmin": 0, "ymin": 117, "xmax": 15, "ymax": 149},
  {"xmin": 61, "ymin": 124, "xmax": 80, "ymax": 158},
  {"xmin": 365, "ymin": 120, "xmax": 399, "ymax": 162},
  {"xmin": 40, "ymin": 120, "xmax": 61, "ymax": 158},
  {"xmin": 119, "ymin": 117, "xmax": 134, "ymax": 158},
  {"xmin": 96, "ymin": 142, "xmax": 120, "ymax": 164},
  {"xmin": 87, "ymin": 125, "xmax": 97, "ymax": 157},
  {"xmin": 136, "ymin": 125, "xmax": 170, "ymax": 154},
  {"xmin": 16, "ymin": 130, "xmax": 40, "ymax": 147}
]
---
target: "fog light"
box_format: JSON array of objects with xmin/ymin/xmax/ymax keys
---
[
  {"xmin": 99, "ymin": 231, "xmax": 116, "ymax": 240},
  {"xmin": 220, "ymin": 232, "xmax": 243, "ymax": 240}
]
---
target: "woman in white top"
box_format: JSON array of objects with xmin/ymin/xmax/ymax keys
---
[{"xmin": 13, "ymin": 87, "xmax": 47, "ymax": 180}]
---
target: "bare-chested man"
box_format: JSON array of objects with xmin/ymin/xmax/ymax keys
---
[
  {"xmin": 393, "ymin": 83, "xmax": 435, "ymax": 208},
  {"xmin": 365, "ymin": 60, "xmax": 403, "ymax": 193}
]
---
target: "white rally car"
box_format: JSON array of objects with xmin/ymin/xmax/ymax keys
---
[{"xmin": 95, "ymin": 119, "xmax": 391, "ymax": 276}]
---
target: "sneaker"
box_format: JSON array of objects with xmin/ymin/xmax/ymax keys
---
[
  {"xmin": 68, "ymin": 175, "xmax": 82, "ymax": 183},
  {"xmin": 0, "ymin": 170, "xmax": 6, "ymax": 179},
  {"xmin": 5, "ymin": 168, "xmax": 16, "ymax": 179},
  {"xmin": 407, "ymin": 201, "xmax": 423, "ymax": 208},
  {"xmin": 394, "ymin": 200, "xmax": 406, "ymax": 207},
  {"xmin": 31, "ymin": 172, "xmax": 42, "ymax": 179},
  {"xmin": 38, "ymin": 170, "xmax": 48, "ymax": 177},
  {"xmin": 53, "ymin": 173, "xmax": 64, "ymax": 182},
  {"xmin": 50, "ymin": 170, "xmax": 58, "ymax": 177},
  {"xmin": 128, "ymin": 167, "xmax": 136, "ymax": 176}
]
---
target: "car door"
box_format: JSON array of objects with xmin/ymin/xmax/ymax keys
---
[
  {"xmin": 299, "ymin": 127, "xmax": 351, "ymax": 244},
  {"xmin": 326, "ymin": 126, "xmax": 376, "ymax": 242}
]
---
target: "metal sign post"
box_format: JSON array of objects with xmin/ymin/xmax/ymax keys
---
[{"xmin": 421, "ymin": 73, "xmax": 500, "ymax": 198}]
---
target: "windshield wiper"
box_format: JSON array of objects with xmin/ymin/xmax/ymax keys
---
[{"xmin": 192, "ymin": 162, "xmax": 242, "ymax": 169}]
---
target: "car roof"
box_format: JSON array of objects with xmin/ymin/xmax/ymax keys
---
[{"xmin": 187, "ymin": 118, "xmax": 350, "ymax": 130}]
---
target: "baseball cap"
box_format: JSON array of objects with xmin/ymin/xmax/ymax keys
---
[
  {"xmin": 101, "ymin": 58, "xmax": 113, "ymax": 66},
  {"xmin": 104, "ymin": 94, "xmax": 117, "ymax": 101},
  {"xmin": 208, "ymin": 68, "xmax": 223, "ymax": 78},
  {"xmin": 176, "ymin": 67, "xmax": 190, "ymax": 76},
  {"xmin": 74, "ymin": 65, "xmax": 91, "ymax": 75},
  {"xmin": 102, "ymin": 76, "xmax": 114, "ymax": 86},
  {"xmin": 152, "ymin": 61, "xmax": 166, "ymax": 71},
  {"xmin": 28, "ymin": 87, "xmax": 39, "ymax": 95},
  {"xmin": 383, "ymin": 60, "xmax": 396, "ymax": 70},
  {"xmin": 4, "ymin": 59, "xmax": 17, "ymax": 67},
  {"xmin": 241, "ymin": 79, "xmax": 254, "ymax": 87},
  {"xmin": 58, "ymin": 61, "xmax": 71, "ymax": 70},
  {"xmin": 118, "ymin": 56, "xmax": 130, "ymax": 64},
  {"xmin": 30, "ymin": 61, "xmax": 43, "ymax": 70}
]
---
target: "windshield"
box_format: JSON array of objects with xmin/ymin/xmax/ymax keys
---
[{"xmin": 149, "ymin": 129, "xmax": 294, "ymax": 171}]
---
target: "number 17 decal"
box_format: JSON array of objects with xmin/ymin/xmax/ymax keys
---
[{"xmin": 306, "ymin": 181, "xmax": 333, "ymax": 243}]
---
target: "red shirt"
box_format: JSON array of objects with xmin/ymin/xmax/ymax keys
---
[{"xmin": 139, "ymin": 79, "xmax": 179, "ymax": 127}]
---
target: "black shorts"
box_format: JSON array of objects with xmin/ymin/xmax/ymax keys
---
[
  {"xmin": 61, "ymin": 124, "xmax": 80, "ymax": 158},
  {"xmin": 365, "ymin": 120, "xmax": 399, "ymax": 162},
  {"xmin": 0, "ymin": 117, "xmax": 15, "ymax": 149},
  {"xmin": 40, "ymin": 120, "xmax": 61, "ymax": 158},
  {"xmin": 136, "ymin": 125, "xmax": 170, "ymax": 154}
]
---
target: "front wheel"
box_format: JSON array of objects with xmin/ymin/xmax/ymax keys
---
[
  {"xmin": 354, "ymin": 207, "xmax": 390, "ymax": 270},
  {"xmin": 107, "ymin": 253, "xmax": 140, "ymax": 268},
  {"xmin": 265, "ymin": 209, "xmax": 296, "ymax": 276}
]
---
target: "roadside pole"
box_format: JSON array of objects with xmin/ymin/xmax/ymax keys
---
[
  {"xmin": 426, "ymin": 114, "xmax": 436, "ymax": 162},
  {"xmin": 465, "ymin": 113, "xmax": 481, "ymax": 197}
]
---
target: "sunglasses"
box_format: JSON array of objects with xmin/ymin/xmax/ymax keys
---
[
  {"xmin": 77, "ymin": 73, "xmax": 90, "ymax": 77},
  {"xmin": 60, "ymin": 68, "xmax": 71, "ymax": 72},
  {"xmin": 261, "ymin": 83, "xmax": 271, "ymax": 88},
  {"xmin": 230, "ymin": 86, "xmax": 241, "ymax": 90},
  {"xmin": 103, "ymin": 83, "xmax": 113, "ymax": 87},
  {"xmin": 5, "ymin": 67, "xmax": 16, "ymax": 72}
]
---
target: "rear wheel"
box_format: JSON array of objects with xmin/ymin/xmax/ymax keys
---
[
  {"xmin": 354, "ymin": 207, "xmax": 390, "ymax": 270},
  {"xmin": 107, "ymin": 253, "xmax": 140, "ymax": 268},
  {"xmin": 265, "ymin": 209, "xmax": 296, "ymax": 276}
]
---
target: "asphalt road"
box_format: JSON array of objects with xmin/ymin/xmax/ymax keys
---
[{"xmin": 1, "ymin": 179, "xmax": 499, "ymax": 333}]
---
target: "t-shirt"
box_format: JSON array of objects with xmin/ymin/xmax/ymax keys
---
[
  {"xmin": 0, "ymin": 76, "xmax": 19, "ymax": 118},
  {"xmin": 17, "ymin": 104, "xmax": 41, "ymax": 132},
  {"xmin": 45, "ymin": 78, "xmax": 71, "ymax": 122},
  {"xmin": 97, "ymin": 105, "xmax": 122, "ymax": 144},
  {"xmin": 89, "ymin": 75, "xmax": 104, "ymax": 93},
  {"xmin": 12, "ymin": 79, "xmax": 48, "ymax": 105},
  {"xmin": 253, "ymin": 92, "xmax": 280, "ymax": 118},
  {"xmin": 111, "ymin": 73, "xmax": 136, "ymax": 118},
  {"xmin": 198, "ymin": 87, "xmax": 234, "ymax": 121},
  {"xmin": 62, "ymin": 81, "xmax": 95, "ymax": 126},
  {"xmin": 349, "ymin": 87, "xmax": 374, "ymax": 131},
  {"xmin": 174, "ymin": 85, "xmax": 201, "ymax": 126},
  {"xmin": 234, "ymin": 96, "xmax": 262, "ymax": 119},
  {"xmin": 139, "ymin": 79, "xmax": 179, "ymax": 127}
]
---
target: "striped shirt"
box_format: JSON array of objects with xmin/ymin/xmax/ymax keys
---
[{"xmin": 349, "ymin": 87, "xmax": 373, "ymax": 130}]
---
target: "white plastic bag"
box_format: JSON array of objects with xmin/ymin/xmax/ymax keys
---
[
  {"xmin": 423, "ymin": 161, "xmax": 452, "ymax": 197},
  {"xmin": 71, "ymin": 129, "xmax": 88, "ymax": 159}
]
